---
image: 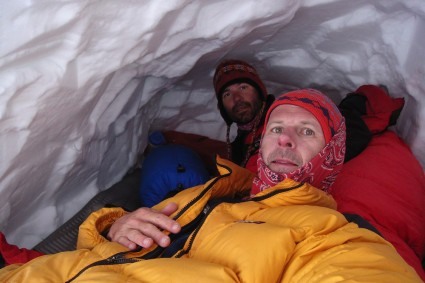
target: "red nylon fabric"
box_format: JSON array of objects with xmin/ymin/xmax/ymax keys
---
[
  {"xmin": 355, "ymin": 84, "xmax": 405, "ymax": 133},
  {"xmin": 0, "ymin": 232, "xmax": 44, "ymax": 266}
]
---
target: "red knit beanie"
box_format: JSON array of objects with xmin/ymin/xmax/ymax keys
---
[
  {"xmin": 264, "ymin": 89, "xmax": 342, "ymax": 143},
  {"xmin": 213, "ymin": 59, "xmax": 267, "ymax": 125}
]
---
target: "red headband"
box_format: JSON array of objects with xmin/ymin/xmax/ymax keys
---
[{"xmin": 265, "ymin": 89, "xmax": 342, "ymax": 143}]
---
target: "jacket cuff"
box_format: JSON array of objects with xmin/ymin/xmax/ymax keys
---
[{"xmin": 76, "ymin": 207, "xmax": 128, "ymax": 250}]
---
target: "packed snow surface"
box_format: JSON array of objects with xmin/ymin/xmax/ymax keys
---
[{"xmin": 1, "ymin": 0, "xmax": 424, "ymax": 247}]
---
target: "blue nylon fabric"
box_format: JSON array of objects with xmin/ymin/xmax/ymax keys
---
[{"xmin": 139, "ymin": 144, "xmax": 209, "ymax": 207}]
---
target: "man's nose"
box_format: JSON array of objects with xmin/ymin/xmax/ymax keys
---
[
  {"xmin": 231, "ymin": 89, "xmax": 243, "ymax": 102},
  {"xmin": 277, "ymin": 130, "xmax": 295, "ymax": 148}
]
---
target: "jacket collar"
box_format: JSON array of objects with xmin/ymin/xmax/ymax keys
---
[
  {"xmin": 155, "ymin": 156, "xmax": 336, "ymax": 225},
  {"xmin": 216, "ymin": 157, "xmax": 336, "ymax": 210}
]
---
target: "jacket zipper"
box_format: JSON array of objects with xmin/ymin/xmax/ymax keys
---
[
  {"xmin": 65, "ymin": 252, "xmax": 141, "ymax": 283},
  {"xmin": 66, "ymin": 163, "xmax": 301, "ymax": 281},
  {"xmin": 174, "ymin": 204, "xmax": 212, "ymax": 258},
  {"xmin": 140, "ymin": 163, "xmax": 233, "ymax": 260},
  {"xmin": 172, "ymin": 161, "xmax": 233, "ymax": 220},
  {"xmin": 250, "ymin": 182, "xmax": 304, "ymax": 201},
  {"xmin": 174, "ymin": 182, "xmax": 304, "ymax": 258},
  {"xmin": 66, "ymin": 162, "xmax": 234, "ymax": 282}
]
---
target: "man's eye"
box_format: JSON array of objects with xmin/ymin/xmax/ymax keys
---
[
  {"xmin": 271, "ymin": 127, "xmax": 282, "ymax": 134},
  {"xmin": 222, "ymin": 92, "xmax": 230, "ymax": 99},
  {"xmin": 302, "ymin": 128, "xmax": 314, "ymax": 136}
]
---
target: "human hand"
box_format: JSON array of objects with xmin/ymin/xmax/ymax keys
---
[{"xmin": 107, "ymin": 202, "xmax": 181, "ymax": 250}]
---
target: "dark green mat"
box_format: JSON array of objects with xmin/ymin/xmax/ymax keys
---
[{"xmin": 33, "ymin": 169, "xmax": 141, "ymax": 254}]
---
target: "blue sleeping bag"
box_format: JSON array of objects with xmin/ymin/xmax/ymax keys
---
[{"xmin": 139, "ymin": 144, "xmax": 210, "ymax": 207}]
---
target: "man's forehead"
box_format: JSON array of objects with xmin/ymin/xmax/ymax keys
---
[
  {"xmin": 268, "ymin": 104, "xmax": 320, "ymax": 124},
  {"xmin": 270, "ymin": 104, "xmax": 312, "ymax": 115}
]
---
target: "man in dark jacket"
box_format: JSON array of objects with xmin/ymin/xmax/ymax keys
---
[
  {"xmin": 212, "ymin": 59, "xmax": 275, "ymax": 172},
  {"xmin": 162, "ymin": 59, "xmax": 274, "ymax": 174}
]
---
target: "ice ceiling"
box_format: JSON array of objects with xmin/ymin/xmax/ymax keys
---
[{"xmin": 1, "ymin": 0, "xmax": 424, "ymax": 248}]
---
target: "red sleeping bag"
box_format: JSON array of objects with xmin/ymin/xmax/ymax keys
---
[
  {"xmin": 332, "ymin": 85, "xmax": 425, "ymax": 280},
  {"xmin": 0, "ymin": 232, "xmax": 44, "ymax": 267},
  {"xmin": 333, "ymin": 131, "xmax": 425, "ymax": 279}
]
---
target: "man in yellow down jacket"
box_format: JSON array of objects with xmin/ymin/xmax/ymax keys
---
[{"xmin": 1, "ymin": 89, "xmax": 422, "ymax": 282}]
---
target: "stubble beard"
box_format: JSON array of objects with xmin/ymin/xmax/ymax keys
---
[{"xmin": 230, "ymin": 99, "xmax": 262, "ymax": 125}]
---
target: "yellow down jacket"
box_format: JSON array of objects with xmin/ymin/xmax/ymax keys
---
[{"xmin": 1, "ymin": 157, "xmax": 421, "ymax": 282}]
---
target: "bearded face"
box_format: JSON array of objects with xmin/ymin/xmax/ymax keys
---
[{"xmin": 221, "ymin": 82, "xmax": 263, "ymax": 125}]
